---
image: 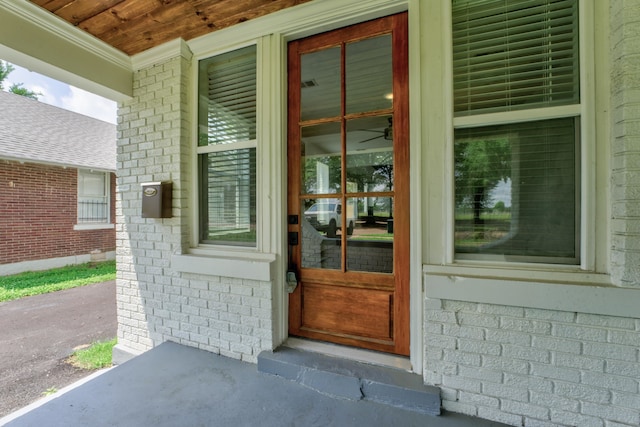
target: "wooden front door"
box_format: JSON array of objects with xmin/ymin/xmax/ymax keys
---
[{"xmin": 287, "ymin": 13, "xmax": 409, "ymax": 355}]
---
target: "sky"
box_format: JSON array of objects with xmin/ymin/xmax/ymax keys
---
[{"xmin": 3, "ymin": 61, "xmax": 117, "ymax": 125}]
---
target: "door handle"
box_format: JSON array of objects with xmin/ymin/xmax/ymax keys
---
[{"xmin": 286, "ymin": 270, "xmax": 298, "ymax": 294}]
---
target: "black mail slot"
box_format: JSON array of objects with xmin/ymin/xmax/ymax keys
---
[{"xmin": 141, "ymin": 181, "xmax": 172, "ymax": 218}]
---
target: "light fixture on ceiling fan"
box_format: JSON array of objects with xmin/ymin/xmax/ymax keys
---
[{"xmin": 358, "ymin": 117, "xmax": 393, "ymax": 143}]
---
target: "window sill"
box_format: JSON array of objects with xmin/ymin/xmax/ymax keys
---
[
  {"xmin": 423, "ymin": 265, "xmax": 640, "ymax": 318},
  {"xmin": 172, "ymin": 250, "xmax": 277, "ymax": 282},
  {"xmin": 424, "ymin": 263, "xmax": 611, "ymax": 286},
  {"xmin": 74, "ymin": 223, "xmax": 115, "ymax": 231}
]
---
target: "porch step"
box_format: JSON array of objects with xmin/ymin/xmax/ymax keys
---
[{"xmin": 257, "ymin": 347, "xmax": 441, "ymax": 416}]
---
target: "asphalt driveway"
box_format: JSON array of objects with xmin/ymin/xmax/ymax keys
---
[{"xmin": 0, "ymin": 280, "xmax": 116, "ymax": 417}]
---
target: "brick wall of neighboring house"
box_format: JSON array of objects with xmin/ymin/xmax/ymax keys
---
[{"xmin": 0, "ymin": 159, "xmax": 115, "ymax": 267}]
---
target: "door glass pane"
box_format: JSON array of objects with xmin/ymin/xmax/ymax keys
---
[
  {"xmin": 301, "ymin": 122, "xmax": 342, "ymax": 194},
  {"xmin": 346, "ymin": 116, "xmax": 394, "ymax": 193},
  {"xmin": 346, "ymin": 197, "xmax": 394, "ymax": 273},
  {"xmin": 346, "ymin": 35, "xmax": 393, "ymax": 115},
  {"xmin": 301, "ymin": 198, "xmax": 341, "ymax": 270},
  {"xmin": 301, "ymin": 47, "xmax": 341, "ymax": 121}
]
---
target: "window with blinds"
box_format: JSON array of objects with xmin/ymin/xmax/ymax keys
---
[
  {"xmin": 78, "ymin": 169, "xmax": 109, "ymax": 224},
  {"xmin": 452, "ymin": 0, "xmax": 581, "ymax": 264},
  {"xmin": 454, "ymin": 118, "xmax": 579, "ymax": 263},
  {"xmin": 452, "ymin": 0, "xmax": 579, "ymax": 116},
  {"xmin": 198, "ymin": 46, "xmax": 257, "ymax": 246}
]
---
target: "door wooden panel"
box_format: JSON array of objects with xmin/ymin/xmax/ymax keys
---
[
  {"xmin": 301, "ymin": 283, "xmax": 394, "ymax": 341},
  {"xmin": 288, "ymin": 12, "xmax": 409, "ymax": 355}
]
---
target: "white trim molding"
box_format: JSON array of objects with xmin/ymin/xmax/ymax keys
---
[
  {"xmin": 187, "ymin": 0, "xmax": 408, "ymax": 56},
  {"xmin": 131, "ymin": 38, "xmax": 193, "ymax": 71},
  {"xmin": 74, "ymin": 224, "xmax": 115, "ymax": 231},
  {"xmin": 0, "ymin": 0, "xmax": 128, "ymax": 67},
  {"xmin": 0, "ymin": 0, "xmax": 132, "ymax": 100},
  {"xmin": 425, "ymin": 273, "xmax": 638, "ymax": 318},
  {"xmin": 172, "ymin": 253, "xmax": 276, "ymax": 282}
]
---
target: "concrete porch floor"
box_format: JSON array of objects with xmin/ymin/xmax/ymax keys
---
[{"xmin": 1, "ymin": 342, "xmax": 507, "ymax": 427}]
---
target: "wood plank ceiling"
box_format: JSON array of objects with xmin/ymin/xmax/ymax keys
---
[{"xmin": 29, "ymin": 0, "xmax": 312, "ymax": 56}]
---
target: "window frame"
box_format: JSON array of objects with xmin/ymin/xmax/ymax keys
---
[
  {"xmin": 195, "ymin": 43, "xmax": 260, "ymax": 248},
  {"xmin": 76, "ymin": 169, "xmax": 111, "ymax": 227},
  {"xmin": 450, "ymin": 0, "xmax": 586, "ymax": 266},
  {"xmin": 436, "ymin": 0, "xmax": 600, "ymax": 275},
  {"xmin": 191, "ymin": 39, "xmax": 267, "ymax": 253},
  {"xmin": 446, "ymin": 0, "xmax": 595, "ymax": 271}
]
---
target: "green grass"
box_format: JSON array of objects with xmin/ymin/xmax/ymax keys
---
[
  {"xmin": 350, "ymin": 233, "xmax": 394, "ymax": 241},
  {"xmin": 68, "ymin": 338, "xmax": 117, "ymax": 370},
  {"xmin": 205, "ymin": 230, "xmax": 256, "ymax": 245},
  {"xmin": 42, "ymin": 387, "xmax": 58, "ymax": 396},
  {"xmin": 455, "ymin": 212, "xmax": 512, "ymax": 221},
  {"xmin": 0, "ymin": 260, "xmax": 116, "ymax": 303}
]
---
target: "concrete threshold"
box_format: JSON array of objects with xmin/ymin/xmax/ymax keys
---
[{"xmin": 258, "ymin": 346, "xmax": 441, "ymax": 416}]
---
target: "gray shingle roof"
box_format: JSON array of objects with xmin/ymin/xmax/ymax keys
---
[{"xmin": 0, "ymin": 90, "xmax": 116, "ymax": 171}]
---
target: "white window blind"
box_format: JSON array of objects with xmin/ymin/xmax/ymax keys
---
[
  {"xmin": 199, "ymin": 46, "xmax": 257, "ymax": 146},
  {"xmin": 452, "ymin": 0, "xmax": 580, "ymax": 116},
  {"xmin": 198, "ymin": 45, "xmax": 257, "ymax": 246}
]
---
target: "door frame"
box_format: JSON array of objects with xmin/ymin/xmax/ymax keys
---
[
  {"xmin": 245, "ymin": 0, "xmax": 423, "ymax": 371},
  {"xmin": 285, "ymin": 12, "xmax": 411, "ymax": 356}
]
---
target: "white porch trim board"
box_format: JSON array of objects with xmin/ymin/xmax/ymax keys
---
[{"xmin": 0, "ymin": 0, "xmax": 132, "ymax": 100}]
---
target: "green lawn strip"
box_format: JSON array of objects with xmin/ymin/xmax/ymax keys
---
[
  {"xmin": 68, "ymin": 338, "xmax": 117, "ymax": 370},
  {"xmin": 350, "ymin": 233, "xmax": 394, "ymax": 241},
  {"xmin": 0, "ymin": 261, "xmax": 116, "ymax": 303}
]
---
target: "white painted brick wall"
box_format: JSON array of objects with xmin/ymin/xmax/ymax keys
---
[
  {"xmin": 116, "ymin": 49, "xmax": 274, "ymax": 363},
  {"xmin": 145, "ymin": 273, "xmax": 274, "ymax": 363},
  {"xmin": 425, "ymin": 298, "xmax": 640, "ymax": 426},
  {"xmin": 611, "ymin": 0, "xmax": 640, "ymax": 287}
]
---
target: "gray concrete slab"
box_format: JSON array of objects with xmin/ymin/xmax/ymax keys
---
[
  {"xmin": 2, "ymin": 342, "xmax": 508, "ymax": 427},
  {"xmin": 257, "ymin": 347, "xmax": 441, "ymax": 415}
]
